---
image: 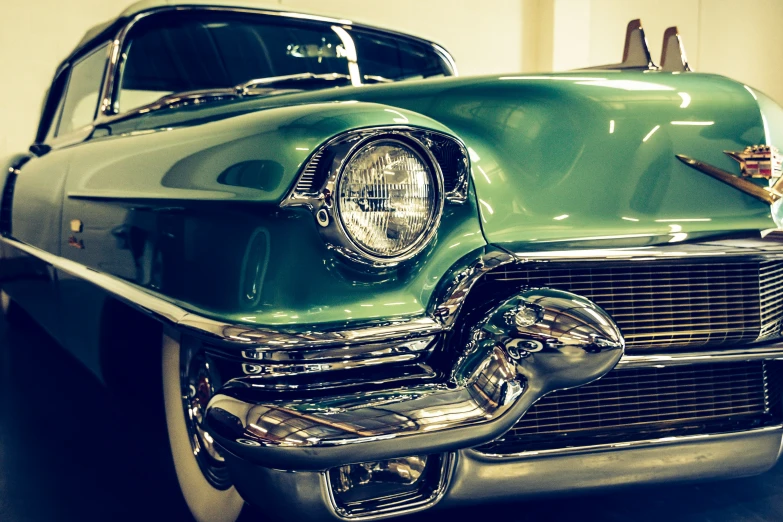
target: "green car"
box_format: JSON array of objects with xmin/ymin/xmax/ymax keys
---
[{"xmin": 4, "ymin": 2, "xmax": 783, "ymax": 521}]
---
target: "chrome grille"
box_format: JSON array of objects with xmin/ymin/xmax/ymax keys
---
[
  {"xmin": 295, "ymin": 150, "xmax": 324, "ymax": 193},
  {"xmin": 486, "ymin": 259, "xmax": 783, "ymax": 350},
  {"xmin": 761, "ymin": 260, "xmax": 783, "ymax": 337},
  {"xmin": 480, "ymin": 361, "xmax": 782, "ymax": 454}
]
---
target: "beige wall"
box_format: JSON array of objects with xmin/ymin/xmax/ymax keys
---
[
  {"xmin": 1, "ymin": 0, "xmax": 781, "ymax": 158},
  {"xmin": 0, "ymin": 0, "xmax": 525, "ymax": 157},
  {"xmin": 547, "ymin": 0, "xmax": 783, "ymax": 105},
  {"xmin": 280, "ymin": 0, "xmax": 523, "ymax": 76}
]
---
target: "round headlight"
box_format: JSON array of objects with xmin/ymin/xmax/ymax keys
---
[{"xmin": 336, "ymin": 139, "xmax": 442, "ymax": 260}]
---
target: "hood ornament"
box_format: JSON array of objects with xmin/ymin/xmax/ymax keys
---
[
  {"xmin": 725, "ymin": 145, "xmax": 783, "ymax": 180},
  {"xmin": 676, "ymin": 145, "xmax": 783, "ymax": 205}
]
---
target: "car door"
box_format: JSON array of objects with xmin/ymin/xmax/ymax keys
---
[{"xmin": 3, "ymin": 44, "xmax": 108, "ymax": 347}]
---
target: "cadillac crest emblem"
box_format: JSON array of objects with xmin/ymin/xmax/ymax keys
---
[{"xmin": 725, "ymin": 145, "xmax": 783, "ymax": 182}]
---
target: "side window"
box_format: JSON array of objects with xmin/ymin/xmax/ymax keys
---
[
  {"xmin": 351, "ymin": 32, "xmax": 449, "ymax": 81},
  {"xmin": 56, "ymin": 45, "xmax": 108, "ymax": 137}
]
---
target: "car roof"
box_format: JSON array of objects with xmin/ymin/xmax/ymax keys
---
[{"xmin": 74, "ymin": 1, "xmax": 443, "ymax": 59}]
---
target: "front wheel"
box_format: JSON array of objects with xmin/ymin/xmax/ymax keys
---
[{"xmin": 162, "ymin": 333, "xmax": 245, "ymax": 522}]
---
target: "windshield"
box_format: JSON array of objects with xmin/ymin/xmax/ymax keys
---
[{"xmin": 116, "ymin": 11, "xmax": 454, "ymax": 113}]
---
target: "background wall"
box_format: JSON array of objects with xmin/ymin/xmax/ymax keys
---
[{"xmin": 1, "ymin": 0, "xmax": 782, "ymax": 157}]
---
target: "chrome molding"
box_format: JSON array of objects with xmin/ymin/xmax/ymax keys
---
[
  {"xmin": 0, "ymin": 236, "xmax": 442, "ymax": 350},
  {"xmin": 509, "ymin": 231, "xmax": 783, "ymax": 260},
  {"xmin": 432, "ymin": 43, "xmax": 458, "ymax": 76},
  {"xmin": 239, "ymin": 336, "xmax": 437, "ymax": 376},
  {"xmin": 281, "ymin": 126, "xmax": 469, "ymax": 267},
  {"xmin": 468, "ymin": 424, "xmax": 783, "ymax": 460},
  {"xmin": 7, "ymin": 232, "xmax": 783, "ymax": 350},
  {"xmin": 179, "ymin": 313, "xmax": 442, "ymax": 349},
  {"xmin": 617, "ymin": 344, "xmax": 783, "ymax": 368},
  {"xmin": 204, "ymin": 288, "xmax": 623, "ymax": 470},
  {"xmin": 322, "ymin": 453, "xmax": 455, "ymax": 521},
  {"xmin": 431, "ymin": 248, "xmax": 515, "ymax": 327}
]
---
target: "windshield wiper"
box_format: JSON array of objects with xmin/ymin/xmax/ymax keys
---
[
  {"xmin": 236, "ymin": 72, "xmax": 353, "ymax": 94},
  {"xmin": 100, "ymin": 73, "xmax": 356, "ymax": 126}
]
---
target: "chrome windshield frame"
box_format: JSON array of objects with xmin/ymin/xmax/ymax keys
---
[{"xmin": 92, "ymin": 5, "xmax": 459, "ymax": 127}]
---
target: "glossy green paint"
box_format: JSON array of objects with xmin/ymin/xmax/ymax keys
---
[
  {"xmin": 59, "ymin": 101, "xmax": 486, "ymax": 327},
  {"xmin": 453, "ymin": 73, "xmax": 779, "ymax": 249},
  {"xmin": 10, "ymin": 70, "xmax": 783, "ymax": 332},
  {"xmin": 217, "ymin": 71, "xmax": 780, "ymax": 250}
]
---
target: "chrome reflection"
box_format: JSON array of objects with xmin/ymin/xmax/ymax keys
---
[
  {"xmin": 181, "ymin": 340, "xmax": 231, "ymax": 489},
  {"xmin": 432, "ymin": 248, "xmax": 515, "ymax": 327},
  {"xmin": 240, "ymin": 336, "xmax": 437, "ymax": 377},
  {"xmin": 204, "ymin": 288, "xmax": 624, "ymax": 470},
  {"xmin": 325, "ymin": 453, "xmax": 453, "ymax": 520}
]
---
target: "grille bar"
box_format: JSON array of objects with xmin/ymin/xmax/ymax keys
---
[
  {"xmin": 485, "ymin": 259, "xmax": 783, "ymax": 350},
  {"xmin": 294, "ymin": 150, "xmax": 324, "ymax": 193},
  {"xmin": 479, "ymin": 361, "xmax": 782, "ymax": 454}
]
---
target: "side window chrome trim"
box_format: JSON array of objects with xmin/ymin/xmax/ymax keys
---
[{"xmin": 53, "ymin": 43, "xmax": 111, "ymax": 141}]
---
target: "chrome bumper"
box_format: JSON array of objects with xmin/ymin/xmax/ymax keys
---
[
  {"xmin": 205, "ymin": 288, "xmax": 624, "ymax": 470},
  {"xmin": 446, "ymin": 425, "xmax": 783, "ymax": 504},
  {"xmin": 223, "ymin": 425, "xmax": 783, "ymax": 521}
]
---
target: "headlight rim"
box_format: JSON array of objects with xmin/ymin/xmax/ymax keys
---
[
  {"xmin": 280, "ymin": 126, "xmax": 464, "ymax": 268},
  {"xmin": 333, "ymin": 134, "xmax": 445, "ymax": 264}
]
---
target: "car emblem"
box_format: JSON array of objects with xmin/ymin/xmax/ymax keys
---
[
  {"xmin": 676, "ymin": 145, "xmax": 783, "ymax": 205},
  {"xmin": 725, "ymin": 145, "xmax": 783, "ymax": 180}
]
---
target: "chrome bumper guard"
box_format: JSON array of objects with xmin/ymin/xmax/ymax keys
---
[{"xmin": 205, "ymin": 288, "xmax": 625, "ymax": 470}]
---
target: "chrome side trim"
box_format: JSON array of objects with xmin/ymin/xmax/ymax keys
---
[
  {"xmin": 0, "ymin": 235, "xmax": 442, "ymax": 349},
  {"xmin": 432, "ymin": 43, "xmax": 458, "ymax": 76},
  {"xmin": 179, "ymin": 314, "xmax": 442, "ymax": 349},
  {"xmin": 322, "ymin": 453, "xmax": 455, "ymax": 521},
  {"xmin": 617, "ymin": 344, "xmax": 783, "ymax": 368},
  {"xmin": 469, "ymin": 424, "xmax": 783, "ymax": 460},
  {"xmin": 239, "ymin": 336, "xmax": 437, "ymax": 376},
  {"xmin": 510, "ymin": 231, "xmax": 783, "ymax": 260}
]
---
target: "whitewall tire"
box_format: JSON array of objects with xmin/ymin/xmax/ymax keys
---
[{"xmin": 162, "ymin": 333, "xmax": 245, "ymax": 522}]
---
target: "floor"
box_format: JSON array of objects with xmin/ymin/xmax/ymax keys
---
[{"xmin": 1, "ymin": 312, "xmax": 783, "ymax": 522}]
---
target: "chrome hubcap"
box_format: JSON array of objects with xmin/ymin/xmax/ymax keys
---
[{"xmin": 182, "ymin": 347, "xmax": 232, "ymax": 489}]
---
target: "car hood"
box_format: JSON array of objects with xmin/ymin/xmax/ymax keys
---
[
  {"xmin": 260, "ymin": 72, "xmax": 782, "ymax": 249},
  {"xmin": 105, "ymin": 71, "xmax": 783, "ymax": 249}
]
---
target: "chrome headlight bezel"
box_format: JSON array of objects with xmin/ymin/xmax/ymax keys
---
[
  {"xmin": 333, "ymin": 135, "xmax": 444, "ymax": 263},
  {"xmin": 282, "ymin": 127, "xmax": 468, "ymax": 267}
]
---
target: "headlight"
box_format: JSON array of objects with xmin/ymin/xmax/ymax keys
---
[{"xmin": 335, "ymin": 138, "xmax": 442, "ymax": 261}]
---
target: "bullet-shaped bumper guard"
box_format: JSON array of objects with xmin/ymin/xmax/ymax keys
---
[{"xmin": 205, "ymin": 288, "xmax": 625, "ymax": 471}]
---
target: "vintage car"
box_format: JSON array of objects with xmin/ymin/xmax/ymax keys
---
[{"xmin": 3, "ymin": 1, "xmax": 783, "ymax": 521}]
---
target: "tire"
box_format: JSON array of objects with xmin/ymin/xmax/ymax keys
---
[
  {"xmin": 162, "ymin": 333, "xmax": 245, "ymax": 522},
  {"xmin": 0, "ymin": 290, "xmax": 32, "ymax": 328}
]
